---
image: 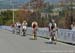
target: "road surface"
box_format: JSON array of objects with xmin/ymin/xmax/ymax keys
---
[{"xmin": 0, "ymin": 30, "xmax": 75, "ymax": 53}]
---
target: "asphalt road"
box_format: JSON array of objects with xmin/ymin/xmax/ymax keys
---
[{"xmin": 0, "ymin": 30, "xmax": 75, "ymax": 53}]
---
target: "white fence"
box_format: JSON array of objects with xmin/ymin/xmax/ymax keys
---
[
  {"xmin": 57, "ymin": 29, "xmax": 75, "ymax": 44},
  {"xmin": 0, "ymin": 26, "xmax": 75, "ymax": 44},
  {"xmin": 0, "ymin": 26, "xmax": 12, "ymax": 31}
]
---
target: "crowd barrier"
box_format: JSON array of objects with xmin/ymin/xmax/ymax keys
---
[
  {"xmin": 0, "ymin": 26, "xmax": 75, "ymax": 44},
  {"xmin": 57, "ymin": 29, "xmax": 75, "ymax": 44},
  {"xmin": 0, "ymin": 26, "xmax": 13, "ymax": 31},
  {"xmin": 27, "ymin": 27, "xmax": 49, "ymax": 38}
]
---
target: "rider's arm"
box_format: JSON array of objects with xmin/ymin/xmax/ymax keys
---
[
  {"xmin": 48, "ymin": 23, "xmax": 52, "ymax": 30},
  {"xmin": 55, "ymin": 23, "xmax": 57, "ymax": 29},
  {"xmin": 26, "ymin": 23, "xmax": 28, "ymax": 26},
  {"xmin": 32, "ymin": 23, "xmax": 33, "ymax": 27}
]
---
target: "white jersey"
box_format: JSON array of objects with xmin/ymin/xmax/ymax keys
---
[
  {"xmin": 49, "ymin": 23, "xmax": 52, "ymax": 30},
  {"xmin": 22, "ymin": 22, "xmax": 27, "ymax": 29},
  {"xmin": 22, "ymin": 22, "xmax": 27, "ymax": 26},
  {"xmin": 53, "ymin": 23, "xmax": 57, "ymax": 28},
  {"xmin": 16, "ymin": 22, "xmax": 21, "ymax": 27},
  {"xmin": 49, "ymin": 22, "xmax": 57, "ymax": 31},
  {"xmin": 53, "ymin": 23, "xmax": 57, "ymax": 31}
]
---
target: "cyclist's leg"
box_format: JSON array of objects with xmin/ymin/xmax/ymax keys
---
[
  {"xmin": 32, "ymin": 29, "xmax": 34, "ymax": 39},
  {"xmin": 19, "ymin": 26, "xmax": 21, "ymax": 34},
  {"xmin": 50, "ymin": 30, "xmax": 54, "ymax": 43},
  {"xmin": 17, "ymin": 26, "xmax": 20, "ymax": 35},
  {"xmin": 49, "ymin": 31, "xmax": 52, "ymax": 42},
  {"xmin": 52, "ymin": 31, "xmax": 56, "ymax": 44},
  {"xmin": 32, "ymin": 28, "xmax": 37, "ymax": 40},
  {"xmin": 16, "ymin": 27, "xmax": 18, "ymax": 34},
  {"xmin": 22, "ymin": 29, "xmax": 24, "ymax": 36},
  {"xmin": 18, "ymin": 26, "xmax": 21, "ymax": 35},
  {"xmin": 34, "ymin": 30, "xmax": 37, "ymax": 40},
  {"xmin": 12, "ymin": 27, "xmax": 15, "ymax": 34},
  {"xmin": 23, "ymin": 29, "xmax": 26, "ymax": 36}
]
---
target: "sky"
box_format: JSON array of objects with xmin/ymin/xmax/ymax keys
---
[
  {"xmin": 0, "ymin": 0, "xmax": 60, "ymax": 4},
  {"xmin": 0, "ymin": 0, "xmax": 60, "ymax": 9}
]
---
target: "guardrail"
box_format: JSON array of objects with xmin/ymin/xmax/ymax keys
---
[
  {"xmin": 0, "ymin": 26, "xmax": 75, "ymax": 44},
  {"xmin": 0, "ymin": 26, "xmax": 13, "ymax": 31},
  {"xmin": 57, "ymin": 29, "xmax": 75, "ymax": 44}
]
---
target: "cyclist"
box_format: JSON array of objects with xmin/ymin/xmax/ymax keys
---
[
  {"xmin": 11, "ymin": 23, "xmax": 16, "ymax": 34},
  {"xmin": 48, "ymin": 19, "xmax": 57, "ymax": 44},
  {"xmin": 32, "ymin": 21, "xmax": 38, "ymax": 40},
  {"xmin": 15, "ymin": 21, "xmax": 21, "ymax": 35},
  {"xmin": 22, "ymin": 20, "xmax": 28, "ymax": 36}
]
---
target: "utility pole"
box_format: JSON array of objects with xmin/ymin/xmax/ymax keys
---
[
  {"xmin": 12, "ymin": 4, "xmax": 15, "ymax": 24},
  {"xmin": 10, "ymin": 0, "xmax": 15, "ymax": 24}
]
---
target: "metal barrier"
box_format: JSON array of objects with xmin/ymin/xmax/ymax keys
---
[
  {"xmin": 0, "ymin": 26, "xmax": 13, "ymax": 31},
  {"xmin": 26, "ymin": 27, "xmax": 49, "ymax": 37},
  {"xmin": 1, "ymin": 26, "xmax": 75, "ymax": 44},
  {"xmin": 57, "ymin": 29, "xmax": 75, "ymax": 44}
]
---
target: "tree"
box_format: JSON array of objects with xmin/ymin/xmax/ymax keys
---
[
  {"xmin": 16, "ymin": 9, "xmax": 32, "ymax": 23},
  {"xmin": 0, "ymin": 16, "xmax": 3, "ymax": 25},
  {"xmin": 16, "ymin": 0, "xmax": 47, "ymax": 27},
  {"xmin": 59, "ymin": 0, "xmax": 75, "ymax": 29},
  {"xmin": 0, "ymin": 10, "xmax": 13, "ymax": 25}
]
